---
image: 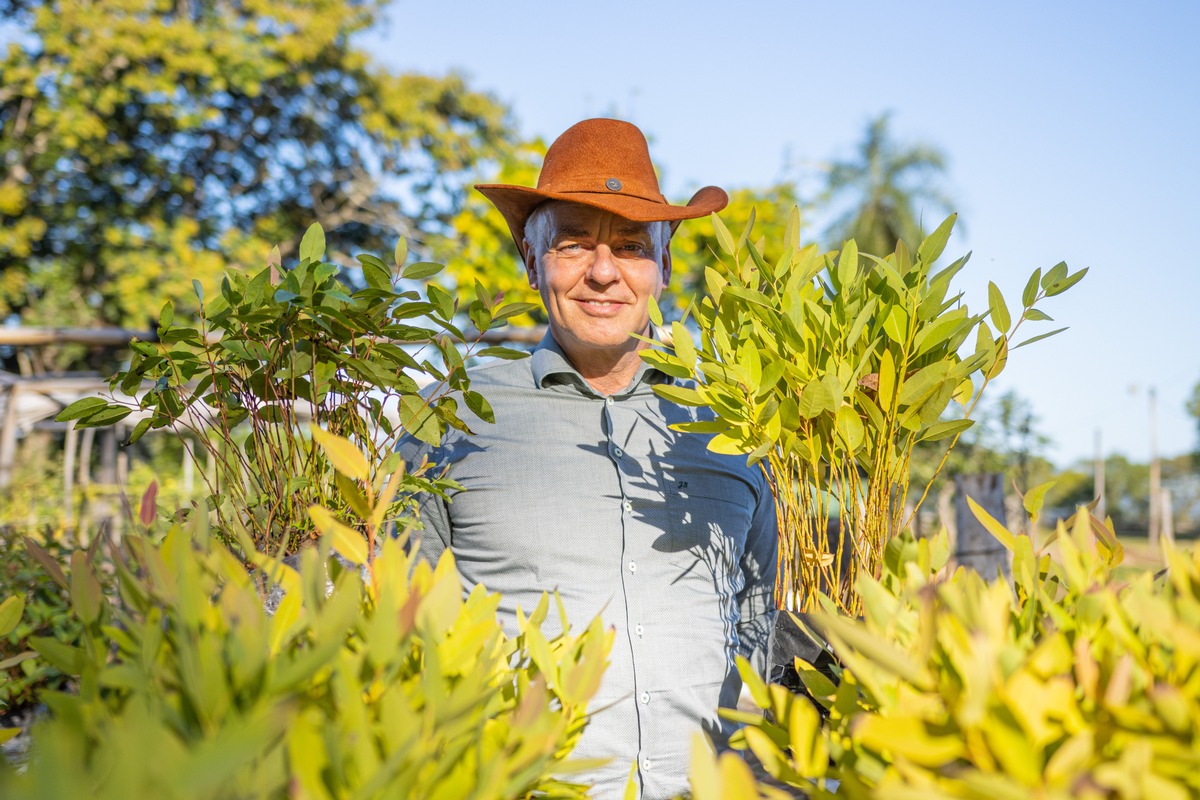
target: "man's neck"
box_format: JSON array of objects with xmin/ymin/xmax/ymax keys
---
[{"xmin": 552, "ymin": 334, "xmax": 650, "ymax": 397}]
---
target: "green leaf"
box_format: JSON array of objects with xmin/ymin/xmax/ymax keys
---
[
  {"xmin": 1041, "ymin": 260, "xmax": 1068, "ymax": 289},
  {"xmin": 128, "ymin": 418, "xmax": 152, "ymax": 444},
  {"xmin": 988, "ymin": 281, "xmax": 1011, "ymax": 333},
  {"xmin": 402, "ymin": 261, "xmax": 444, "ymax": 281},
  {"xmin": 70, "ymin": 550, "xmax": 103, "ymax": 624},
  {"xmin": 836, "ymin": 239, "xmax": 858, "ymax": 291},
  {"xmin": 30, "ymin": 636, "xmax": 85, "ymax": 675},
  {"xmin": 158, "ymin": 302, "xmax": 174, "ymax": 330},
  {"xmin": 653, "ymin": 384, "xmax": 707, "ymax": 407},
  {"xmin": 898, "ymin": 361, "xmax": 951, "ymax": 407},
  {"xmin": 463, "ymin": 390, "xmax": 495, "ymax": 424},
  {"xmin": 711, "ymin": 212, "xmax": 736, "ymax": 256},
  {"xmin": 1045, "ymin": 266, "xmax": 1087, "ymax": 296},
  {"xmin": 22, "ymin": 537, "xmax": 68, "ymax": 590},
  {"xmin": 299, "ymin": 222, "xmax": 326, "ymax": 262},
  {"xmin": 1024, "ymin": 308, "xmax": 1053, "ymax": 322},
  {"xmin": 797, "ymin": 377, "xmax": 837, "ymax": 419},
  {"xmin": 1022, "ymin": 268, "xmax": 1042, "ymax": 307},
  {"xmin": 836, "ymin": 406, "xmax": 865, "ymax": 451},
  {"xmin": 883, "ymin": 306, "xmax": 908, "ymax": 343},
  {"xmin": 917, "ymin": 213, "xmax": 956, "ymax": 264},
  {"xmin": 1011, "ymin": 326, "xmax": 1068, "ymax": 350},
  {"xmin": 56, "ymin": 396, "xmax": 109, "ymax": 422},
  {"xmin": 475, "ymin": 346, "xmax": 529, "ymax": 360},
  {"xmin": 192, "ymin": 279, "xmax": 204, "ymax": 302},
  {"xmin": 1022, "ymin": 479, "xmax": 1057, "ymax": 520},
  {"xmin": 877, "ymin": 349, "xmax": 897, "ymax": 411},
  {"xmin": 917, "ymin": 418, "xmax": 973, "ymax": 442},
  {"xmin": 361, "ymin": 259, "xmax": 391, "ymax": 290},
  {"xmin": 671, "ymin": 321, "xmax": 696, "ymax": 368},
  {"xmin": 395, "ymin": 237, "xmax": 408, "ymax": 267},
  {"xmin": 0, "ymin": 595, "xmax": 24, "ymax": 637},
  {"xmin": 80, "ymin": 406, "xmax": 133, "ymax": 427},
  {"xmin": 647, "ymin": 294, "xmax": 663, "ymax": 327}
]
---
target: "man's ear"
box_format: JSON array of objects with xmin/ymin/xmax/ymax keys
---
[
  {"xmin": 661, "ymin": 247, "xmax": 672, "ymax": 287},
  {"xmin": 523, "ymin": 241, "xmax": 539, "ymax": 289}
]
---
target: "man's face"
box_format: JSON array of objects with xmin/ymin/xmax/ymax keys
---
[{"xmin": 525, "ymin": 203, "xmax": 670, "ymax": 364}]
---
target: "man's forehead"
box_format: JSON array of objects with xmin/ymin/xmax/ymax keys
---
[{"xmin": 548, "ymin": 202, "xmax": 658, "ymax": 235}]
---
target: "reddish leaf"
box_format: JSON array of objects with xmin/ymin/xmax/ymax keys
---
[{"xmin": 139, "ymin": 480, "xmax": 159, "ymax": 526}]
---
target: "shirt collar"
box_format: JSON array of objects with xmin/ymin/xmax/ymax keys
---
[{"xmin": 531, "ymin": 330, "xmax": 671, "ymax": 398}]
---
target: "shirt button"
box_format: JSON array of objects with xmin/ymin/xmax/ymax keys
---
[
  {"xmin": 613, "ymin": 447, "xmax": 623, "ymax": 458},
  {"xmin": 639, "ymin": 692, "xmax": 650, "ymax": 704},
  {"xmin": 642, "ymin": 758, "xmax": 652, "ymax": 771},
  {"xmin": 623, "ymin": 500, "xmax": 632, "ymax": 513},
  {"xmin": 635, "ymin": 624, "xmax": 644, "ymax": 636},
  {"xmin": 605, "ymin": 396, "xmax": 614, "ymax": 406},
  {"xmin": 628, "ymin": 561, "xmax": 637, "ymax": 573}
]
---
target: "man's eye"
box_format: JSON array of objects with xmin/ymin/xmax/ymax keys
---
[{"xmin": 558, "ymin": 242, "xmax": 582, "ymax": 252}]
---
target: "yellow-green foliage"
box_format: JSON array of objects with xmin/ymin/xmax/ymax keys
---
[
  {"xmin": 0, "ymin": 593, "xmax": 29, "ymax": 746},
  {"xmin": 0, "ymin": 516, "xmax": 611, "ymax": 798},
  {"xmin": 701, "ymin": 511, "xmax": 1200, "ymax": 799},
  {"xmin": 641, "ymin": 211, "xmax": 1085, "ymax": 614}
]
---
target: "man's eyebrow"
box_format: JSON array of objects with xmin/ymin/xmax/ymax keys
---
[
  {"xmin": 553, "ymin": 227, "xmax": 591, "ymax": 239},
  {"xmin": 615, "ymin": 226, "xmax": 654, "ymax": 237}
]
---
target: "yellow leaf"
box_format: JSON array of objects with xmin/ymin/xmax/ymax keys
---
[
  {"xmin": 308, "ymin": 505, "xmax": 367, "ymax": 565},
  {"xmin": 856, "ymin": 715, "xmax": 966, "ymax": 766},
  {"xmin": 311, "ymin": 426, "xmax": 369, "ymax": 481},
  {"xmin": 966, "ymin": 496, "xmax": 1016, "ymax": 551}
]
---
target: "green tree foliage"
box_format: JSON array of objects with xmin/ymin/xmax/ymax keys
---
[
  {"xmin": 57, "ymin": 224, "xmax": 536, "ymax": 555},
  {"xmin": 432, "ymin": 139, "xmax": 548, "ymax": 322},
  {"xmin": 822, "ymin": 113, "xmax": 954, "ymax": 256},
  {"xmin": 0, "ymin": 0, "xmax": 513, "ymax": 353},
  {"xmin": 1187, "ymin": 379, "xmax": 1200, "ymax": 454}
]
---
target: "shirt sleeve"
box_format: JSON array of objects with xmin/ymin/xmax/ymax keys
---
[
  {"xmin": 735, "ymin": 475, "xmax": 778, "ymax": 677},
  {"xmin": 394, "ymin": 433, "xmax": 452, "ymax": 569}
]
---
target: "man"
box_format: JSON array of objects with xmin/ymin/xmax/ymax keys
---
[{"xmin": 403, "ymin": 118, "xmax": 777, "ymax": 799}]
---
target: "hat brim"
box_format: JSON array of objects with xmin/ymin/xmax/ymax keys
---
[{"xmin": 475, "ymin": 183, "xmax": 729, "ymax": 261}]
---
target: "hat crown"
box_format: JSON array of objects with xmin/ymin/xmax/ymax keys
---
[{"xmin": 536, "ymin": 118, "xmax": 666, "ymax": 203}]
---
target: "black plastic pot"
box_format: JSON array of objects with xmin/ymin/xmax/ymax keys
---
[{"xmin": 766, "ymin": 610, "xmax": 839, "ymax": 714}]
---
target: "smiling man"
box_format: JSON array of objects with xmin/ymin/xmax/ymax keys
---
[{"xmin": 403, "ymin": 119, "xmax": 777, "ymax": 799}]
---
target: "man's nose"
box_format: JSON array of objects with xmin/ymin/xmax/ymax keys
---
[{"xmin": 586, "ymin": 245, "xmax": 620, "ymax": 285}]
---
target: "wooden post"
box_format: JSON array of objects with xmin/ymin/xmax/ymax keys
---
[
  {"xmin": 954, "ymin": 473, "xmax": 1012, "ymax": 579},
  {"xmin": 1148, "ymin": 388, "xmax": 1161, "ymax": 546},
  {"xmin": 63, "ymin": 420, "xmax": 77, "ymax": 529},
  {"xmin": 0, "ymin": 385, "xmax": 20, "ymax": 489}
]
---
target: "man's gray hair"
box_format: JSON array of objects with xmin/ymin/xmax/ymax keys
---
[{"xmin": 524, "ymin": 201, "xmax": 672, "ymax": 260}]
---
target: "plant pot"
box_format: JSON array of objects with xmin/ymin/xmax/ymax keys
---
[{"xmin": 767, "ymin": 610, "xmax": 839, "ymax": 707}]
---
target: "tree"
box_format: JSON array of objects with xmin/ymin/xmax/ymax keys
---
[
  {"xmin": 822, "ymin": 112, "xmax": 954, "ymax": 256},
  {"xmin": 668, "ymin": 183, "xmax": 803, "ymax": 303},
  {"xmin": 0, "ymin": 0, "xmax": 514, "ymax": 366},
  {"xmin": 1187, "ymin": 379, "xmax": 1200, "ymax": 454}
]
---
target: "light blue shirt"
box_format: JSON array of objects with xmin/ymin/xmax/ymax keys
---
[{"xmin": 400, "ymin": 334, "xmax": 777, "ymax": 799}]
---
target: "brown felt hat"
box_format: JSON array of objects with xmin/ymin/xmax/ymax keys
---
[{"xmin": 476, "ymin": 118, "xmax": 728, "ymax": 261}]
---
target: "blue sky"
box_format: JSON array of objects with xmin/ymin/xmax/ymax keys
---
[{"xmin": 364, "ymin": 0, "xmax": 1200, "ymax": 467}]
